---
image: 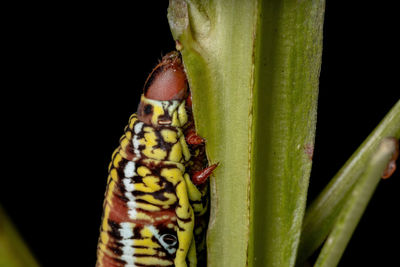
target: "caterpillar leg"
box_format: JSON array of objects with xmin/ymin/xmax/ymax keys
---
[
  {"xmin": 186, "ymin": 130, "xmax": 205, "ymax": 145},
  {"xmin": 184, "ymin": 129, "xmax": 218, "ymax": 185},
  {"xmin": 192, "ymin": 163, "xmax": 218, "ymax": 185}
]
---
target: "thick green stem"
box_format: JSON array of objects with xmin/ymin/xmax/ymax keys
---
[
  {"xmin": 169, "ymin": 1, "xmax": 258, "ymax": 266},
  {"xmin": 169, "ymin": 1, "xmax": 324, "ymax": 266}
]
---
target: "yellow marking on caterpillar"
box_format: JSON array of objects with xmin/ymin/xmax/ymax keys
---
[
  {"xmin": 142, "ymin": 158, "xmax": 186, "ymax": 173},
  {"xmin": 112, "ymin": 152, "xmax": 123, "ymax": 168},
  {"xmin": 169, "ymin": 142, "xmax": 183, "ymax": 162},
  {"xmin": 100, "ymin": 232, "xmax": 109, "ymax": 247},
  {"xmin": 101, "ymin": 205, "xmax": 111, "ymax": 231},
  {"xmin": 175, "ymin": 182, "xmax": 193, "ymax": 221},
  {"xmin": 161, "ymin": 129, "xmax": 178, "ymax": 143},
  {"xmin": 108, "ymin": 147, "xmax": 120, "ymax": 174},
  {"xmin": 180, "ymin": 134, "xmax": 191, "ymax": 161},
  {"xmin": 135, "ymin": 202, "xmax": 161, "ymax": 212},
  {"xmin": 137, "ymin": 166, "xmax": 151, "ymax": 177},
  {"xmin": 128, "ymin": 114, "xmax": 138, "ymax": 129},
  {"xmin": 142, "ymin": 128, "xmax": 158, "ymax": 147},
  {"xmin": 142, "ymin": 176, "xmax": 162, "ymax": 190},
  {"xmin": 97, "ymin": 243, "xmax": 107, "ymax": 264},
  {"xmin": 178, "ymin": 102, "xmax": 188, "ymax": 126},
  {"xmin": 124, "ymin": 129, "xmax": 132, "ymax": 140},
  {"xmin": 120, "ymin": 137, "xmax": 130, "ymax": 154},
  {"xmin": 136, "ymin": 193, "xmax": 177, "ymax": 206},
  {"xmin": 111, "ymin": 148, "xmax": 119, "ymax": 161},
  {"xmin": 100, "ymin": 179, "xmax": 116, "ymax": 238},
  {"xmin": 134, "ymin": 247, "xmax": 158, "ymax": 256},
  {"xmin": 135, "ymin": 256, "xmax": 173, "ymax": 266},
  {"xmin": 105, "ymin": 180, "xmax": 116, "ymax": 206},
  {"xmin": 152, "ymin": 105, "xmax": 165, "ymax": 125},
  {"xmin": 154, "ymin": 214, "xmax": 172, "ymax": 221},
  {"xmin": 109, "ymin": 168, "xmax": 118, "ymax": 182},
  {"xmin": 139, "ymin": 210, "xmax": 156, "ymax": 220},
  {"xmin": 140, "ymin": 227, "xmax": 154, "ymax": 238},
  {"xmin": 161, "ymin": 168, "xmax": 184, "ymax": 185},
  {"xmin": 133, "ymin": 238, "xmax": 162, "ymax": 248},
  {"xmin": 141, "ymin": 128, "xmax": 168, "ymax": 160},
  {"xmin": 134, "ymin": 183, "xmax": 159, "ymax": 193},
  {"xmin": 171, "ymin": 110, "xmax": 180, "ymax": 127},
  {"xmin": 184, "ymin": 173, "xmax": 202, "ymax": 201}
]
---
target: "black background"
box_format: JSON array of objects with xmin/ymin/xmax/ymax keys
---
[{"xmin": 2, "ymin": 1, "xmax": 399, "ymax": 266}]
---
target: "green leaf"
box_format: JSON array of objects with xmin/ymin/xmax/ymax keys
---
[
  {"xmin": 0, "ymin": 205, "xmax": 39, "ymax": 267},
  {"xmin": 297, "ymin": 100, "xmax": 400, "ymax": 264},
  {"xmin": 314, "ymin": 137, "xmax": 398, "ymax": 267},
  {"xmin": 168, "ymin": 0, "xmax": 325, "ymax": 266}
]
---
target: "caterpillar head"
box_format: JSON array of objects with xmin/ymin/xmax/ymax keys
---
[
  {"xmin": 138, "ymin": 51, "xmax": 189, "ymax": 126},
  {"xmin": 144, "ymin": 51, "xmax": 188, "ymax": 101}
]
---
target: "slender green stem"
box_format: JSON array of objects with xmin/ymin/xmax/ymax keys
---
[
  {"xmin": 297, "ymin": 100, "xmax": 400, "ymax": 264},
  {"xmin": 0, "ymin": 205, "xmax": 39, "ymax": 267},
  {"xmin": 314, "ymin": 137, "xmax": 398, "ymax": 267}
]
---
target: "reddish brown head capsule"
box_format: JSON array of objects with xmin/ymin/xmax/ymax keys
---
[{"xmin": 143, "ymin": 51, "xmax": 188, "ymax": 101}]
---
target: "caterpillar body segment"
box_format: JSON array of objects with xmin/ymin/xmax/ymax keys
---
[{"xmin": 97, "ymin": 52, "xmax": 216, "ymax": 267}]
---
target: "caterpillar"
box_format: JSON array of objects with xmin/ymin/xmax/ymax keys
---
[{"xmin": 96, "ymin": 51, "xmax": 217, "ymax": 267}]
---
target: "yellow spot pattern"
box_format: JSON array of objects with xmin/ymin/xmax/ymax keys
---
[
  {"xmin": 137, "ymin": 166, "xmax": 151, "ymax": 177},
  {"xmin": 161, "ymin": 129, "xmax": 178, "ymax": 143}
]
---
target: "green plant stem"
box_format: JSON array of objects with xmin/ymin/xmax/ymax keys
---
[
  {"xmin": 169, "ymin": 1, "xmax": 258, "ymax": 266},
  {"xmin": 168, "ymin": 1, "xmax": 325, "ymax": 266},
  {"xmin": 314, "ymin": 137, "xmax": 398, "ymax": 267},
  {"xmin": 0, "ymin": 205, "xmax": 39, "ymax": 267},
  {"xmin": 297, "ymin": 100, "xmax": 400, "ymax": 264},
  {"xmin": 249, "ymin": 1, "xmax": 324, "ymax": 267}
]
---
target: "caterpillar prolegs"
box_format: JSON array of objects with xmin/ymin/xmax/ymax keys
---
[{"xmin": 96, "ymin": 51, "xmax": 217, "ymax": 267}]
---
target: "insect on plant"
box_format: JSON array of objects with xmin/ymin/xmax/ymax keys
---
[{"xmin": 96, "ymin": 51, "xmax": 217, "ymax": 267}]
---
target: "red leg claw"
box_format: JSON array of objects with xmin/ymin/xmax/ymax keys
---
[
  {"xmin": 186, "ymin": 130, "xmax": 205, "ymax": 145},
  {"xmin": 192, "ymin": 163, "xmax": 219, "ymax": 185}
]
